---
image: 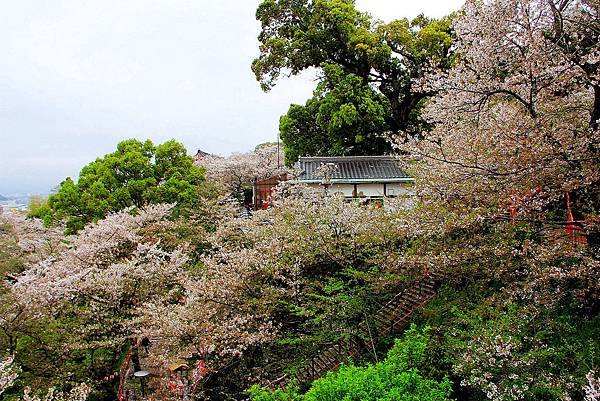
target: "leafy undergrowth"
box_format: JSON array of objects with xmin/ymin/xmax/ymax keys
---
[{"xmin": 249, "ymin": 326, "xmax": 453, "ymax": 401}]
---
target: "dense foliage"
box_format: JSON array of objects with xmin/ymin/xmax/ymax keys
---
[
  {"xmin": 254, "ymin": 0, "xmax": 454, "ymax": 165},
  {"xmin": 135, "ymin": 189, "xmax": 419, "ymax": 399},
  {"xmin": 390, "ymin": 0, "xmax": 600, "ymax": 398},
  {"xmin": 279, "ymin": 64, "xmax": 391, "ymax": 164},
  {"xmin": 31, "ymin": 139, "xmax": 205, "ymax": 233},
  {"xmin": 1, "ymin": 0, "xmax": 598, "ymax": 400},
  {"xmin": 249, "ymin": 326, "xmax": 453, "ymax": 401}
]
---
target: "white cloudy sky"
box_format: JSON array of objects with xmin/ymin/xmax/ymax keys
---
[{"xmin": 0, "ymin": 0, "xmax": 463, "ymax": 194}]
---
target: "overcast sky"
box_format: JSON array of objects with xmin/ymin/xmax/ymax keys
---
[{"xmin": 0, "ymin": 0, "xmax": 463, "ymax": 194}]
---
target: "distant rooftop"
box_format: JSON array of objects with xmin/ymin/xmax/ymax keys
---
[
  {"xmin": 195, "ymin": 149, "xmax": 210, "ymax": 157},
  {"xmin": 194, "ymin": 149, "xmax": 211, "ymax": 162},
  {"xmin": 295, "ymin": 156, "xmax": 412, "ymax": 183}
]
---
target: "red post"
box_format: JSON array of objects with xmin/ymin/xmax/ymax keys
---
[{"xmin": 565, "ymin": 193, "xmax": 587, "ymax": 247}]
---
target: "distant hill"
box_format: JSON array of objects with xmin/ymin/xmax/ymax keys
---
[{"xmin": 0, "ymin": 194, "xmax": 7, "ymax": 201}]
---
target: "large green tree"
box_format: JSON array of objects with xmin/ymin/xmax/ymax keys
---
[
  {"xmin": 253, "ymin": 0, "xmax": 454, "ymax": 165},
  {"xmin": 280, "ymin": 64, "xmax": 391, "ymax": 164},
  {"xmin": 33, "ymin": 139, "xmax": 204, "ymax": 233}
]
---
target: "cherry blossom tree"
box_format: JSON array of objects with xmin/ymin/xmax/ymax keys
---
[
  {"xmin": 391, "ymin": 0, "xmax": 599, "ymax": 291},
  {"xmin": 0, "ymin": 355, "xmax": 19, "ymax": 396},
  {"xmin": 18, "ymin": 384, "xmax": 91, "ymax": 401},
  {"xmin": 0, "ymin": 208, "xmax": 67, "ymax": 264},
  {"xmin": 0, "ymin": 210, "xmax": 69, "ymax": 357},
  {"xmin": 389, "ymin": 1, "xmax": 599, "ymax": 398},
  {"xmin": 135, "ymin": 185, "xmax": 422, "ymax": 397},
  {"xmin": 3, "ymin": 4, "xmax": 596, "ymax": 397},
  {"xmin": 0, "ymin": 355, "xmax": 90, "ymax": 401},
  {"xmin": 403, "ymin": 0, "xmax": 598, "ymax": 219},
  {"xmin": 196, "ymin": 143, "xmax": 287, "ymax": 196},
  {"xmin": 11, "ymin": 205, "xmax": 187, "ymax": 351},
  {"xmin": 585, "ymin": 370, "xmax": 600, "ymax": 401}
]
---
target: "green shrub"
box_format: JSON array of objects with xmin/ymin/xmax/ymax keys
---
[{"xmin": 249, "ymin": 325, "xmax": 453, "ymax": 401}]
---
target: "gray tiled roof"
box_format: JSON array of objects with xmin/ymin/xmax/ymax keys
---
[{"xmin": 295, "ymin": 156, "xmax": 412, "ymax": 182}]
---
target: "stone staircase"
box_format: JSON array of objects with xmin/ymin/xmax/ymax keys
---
[{"xmin": 277, "ymin": 272, "xmax": 440, "ymax": 387}]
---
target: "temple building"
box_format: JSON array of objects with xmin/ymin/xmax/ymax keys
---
[{"xmin": 293, "ymin": 156, "xmax": 414, "ymax": 200}]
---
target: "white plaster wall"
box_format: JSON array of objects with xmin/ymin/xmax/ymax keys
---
[
  {"xmin": 304, "ymin": 182, "xmax": 414, "ymax": 198},
  {"xmin": 385, "ymin": 183, "xmax": 414, "ymax": 197},
  {"xmin": 330, "ymin": 183, "xmax": 355, "ymax": 197},
  {"xmin": 355, "ymin": 183, "xmax": 384, "ymax": 197},
  {"xmin": 303, "ymin": 183, "xmax": 354, "ymax": 196}
]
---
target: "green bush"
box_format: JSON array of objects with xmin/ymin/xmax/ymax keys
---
[{"xmin": 249, "ymin": 325, "xmax": 453, "ymax": 401}]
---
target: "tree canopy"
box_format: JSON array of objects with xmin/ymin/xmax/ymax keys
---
[
  {"xmin": 32, "ymin": 139, "xmax": 204, "ymax": 233},
  {"xmin": 279, "ymin": 64, "xmax": 391, "ymax": 165},
  {"xmin": 253, "ymin": 0, "xmax": 454, "ymax": 165}
]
